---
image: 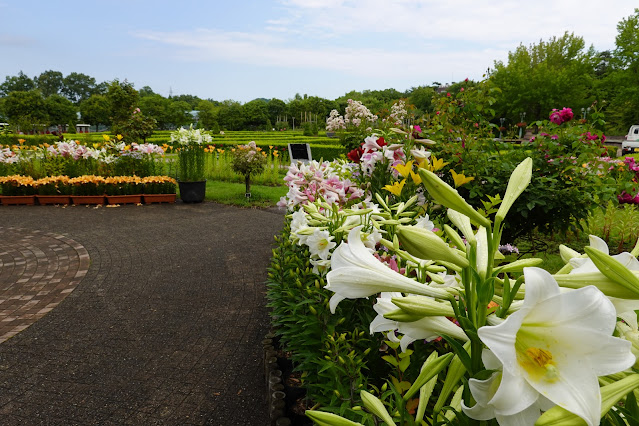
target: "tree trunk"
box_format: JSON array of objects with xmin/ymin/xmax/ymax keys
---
[{"xmin": 245, "ymin": 174, "xmax": 251, "ymax": 198}]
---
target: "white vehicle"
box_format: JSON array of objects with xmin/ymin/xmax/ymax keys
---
[{"xmin": 622, "ymin": 125, "xmax": 639, "ymax": 154}]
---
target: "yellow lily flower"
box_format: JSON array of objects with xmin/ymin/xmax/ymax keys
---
[
  {"xmin": 393, "ymin": 160, "xmax": 414, "ymax": 178},
  {"xmin": 116, "ymin": 134, "xmax": 123, "ymax": 141},
  {"xmin": 410, "ymin": 170, "xmax": 422, "ymax": 185},
  {"xmin": 450, "ymin": 170, "xmax": 475, "ymax": 187},
  {"xmin": 425, "ymin": 155, "xmax": 449, "ymax": 172},
  {"xmin": 102, "ymin": 134, "xmax": 110, "ymax": 141},
  {"xmin": 383, "ymin": 179, "xmax": 406, "ymax": 196}
]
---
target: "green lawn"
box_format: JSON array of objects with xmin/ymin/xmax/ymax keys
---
[{"xmin": 181, "ymin": 180, "xmax": 288, "ymax": 207}]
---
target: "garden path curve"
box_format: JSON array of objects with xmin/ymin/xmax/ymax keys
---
[{"xmin": 0, "ymin": 202, "xmax": 285, "ymax": 425}]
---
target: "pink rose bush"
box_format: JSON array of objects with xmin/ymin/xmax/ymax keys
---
[{"xmin": 549, "ymin": 107, "xmax": 574, "ymax": 125}]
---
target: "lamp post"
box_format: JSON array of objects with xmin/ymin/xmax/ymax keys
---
[
  {"xmin": 581, "ymin": 107, "xmax": 591, "ymax": 120},
  {"xmin": 499, "ymin": 117, "xmax": 505, "ymax": 139}
]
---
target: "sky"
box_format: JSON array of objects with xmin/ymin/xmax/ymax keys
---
[{"xmin": 0, "ymin": 0, "xmax": 637, "ymax": 103}]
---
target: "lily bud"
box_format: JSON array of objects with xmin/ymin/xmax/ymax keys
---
[
  {"xmin": 584, "ymin": 247, "xmax": 639, "ymax": 296},
  {"xmin": 417, "ymin": 168, "xmax": 490, "ymax": 228},
  {"xmin": 553, "ymin": 271, "xmax": 639, "ymax": 299},
  {"xmin": 361, "ymin": 391, "xmax": 397, "ymax": 426},
  {"xmin": 444, "ymin": 225, "xmax": 466, "ymax": 252},
  {"xmin": 305, "ymin": 410, "xmax": 365, "ymax": 425},
  {"xmin": 559, "ymin": 244, "xmax": 581, "ymax": 263},
  {"xmin": 494, "ymin": 258, "xmax": 543, "ymax": 273},
  {"xmin": 447, "ymin": 209, "xmax": 475, "ymax": 245},
  {"xmin": 397, "ymin": 225, "xmax": 469, "ymax": 268},
  {"xmin": 391, "ymin": 296, "xmax": 455, "ymax": 317},
  {"xmin": 495, "ymin": 157, "xmax": 532, "ymax": 224},
  {"xmin": 404, "ymin": 352, "xmax": 454, "ymax": 400}
]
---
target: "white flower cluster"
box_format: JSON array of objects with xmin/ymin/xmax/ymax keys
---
[
  {"xmin": 0, "ymin": 147, "xmax": 19, "ymax": 164},
  {"xmin": 385, "ymin": 99, "xmax": 407, "ymax": 126},
  {"xmin": 325, "ymin": 109, "xmax": 346, "ymax": 132},
  {"xmin": 170, "ymin": 126, "xmax": 212, "ymax": 146},
  {"xmin": 344, "ymin": 99, "xmax": 378, "ymax": 128}
]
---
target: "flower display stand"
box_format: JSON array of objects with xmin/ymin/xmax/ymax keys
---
[
  {"xmin": 106, "ymin": 195, "xmax": 143, "ymax": 205},
  {"xmin": 70, "ymin": 195, "xmax": 106, "ymax": 205},
  {"xmin": 142, "ymin": 194, "xmax": 176, "ymax": 204},
  {"xmin": 0, "ymin": 195, "xmax": 36, "ymax": 206},
  {"xmin": 36, "ymin": 195, "xmax": 71, "ymax": 205}
]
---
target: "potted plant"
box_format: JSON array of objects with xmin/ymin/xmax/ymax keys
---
[
  {"xmin": 69, "ymin": 175, "xmax": 106, "ymax": 205},
  {"xmin": 141, "ymin": 176, "xmax": 177, "ymax": 204},
  {"xmin": 105, "ymin": 175, "xmax": 143, "ymax": 204},
  {"xmin": 0, "ymin": 175, "xmax": 37, "ymax": 205},
  {"xmin": 170, "ymin": 125, "xmax": 211, "ymax": 203},
  {"xmin": 35, "ymin": 175, "xmax": 72, "ymax": 205},
  {"xmin": 230, "ymin": 141, "xmax": 267, "ymax": 198}
]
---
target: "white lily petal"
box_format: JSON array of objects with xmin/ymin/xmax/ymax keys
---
[
  {"xmin": 481, "ymin": 348, "xmax": 501, "ymax": 370},
  {"xmin": 528, "ymin": 361, "xmax": 600, "ymax": 426},
  {"xmin": 589, "ymin": 235, "xmax": 609, "ymax": 254},
  {"xmin": 618, "ymin": 308, "xmax": 639, "ymax": 330},
  {"xmin": 329, "ymin": 293, "xmax": 346, "ymax": 314},
  {"xmin": 490, "ymin": 369, "xmax": 539, "ymax": 416},
  {"xmin": 495, "ymin": 402, "xmax": 543, "ymax": 426},
  {"xmin": 399, "ymin": 335, "xmax": 418, "ymax": 352},
  {"xmin": 398, "ymin": 316, "xmax": 469, "ymax": 344},
  {"xmin": 369, "ymin": 315, "xmax": 397, "ymax": 334},
  {"xmin": 326, "ymin": 228, "xmax": 449, "ymax": 311}
]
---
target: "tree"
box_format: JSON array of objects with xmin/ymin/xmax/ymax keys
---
[
  {"xmin": 196, "ymin": 100, "xmax": 219, "ymax": 131},
  {"xmin": 170, "ymin": 94, "xmax": 201, "ymax": 109},
  {"xmin": 605, "ymin": 8, "xmax": 639, "ymax": 130},
  {"xmin": 408, "ymin": 86, "xmax": 436, "ymax": 114},
  {"xmin": 140, "ymin": 94, "xmax": 172, "ymax": 129},
  {"xmin": 217, "ymin": 100, "xmax": 245, "ymax": 130},
  {"xmin": 0, "ymin": 71, "xmax": 35, "ymax": 96},
  {"xmin": 45, "ymin": 94, "xmax": 77, "ymax": 127},
  {"xmin": 167, "ymin": 100, "xmax": 192, "ymax": 129},
  {"xmin": 4, "ymin": 90, "xmax": 47, "ymax": 130},
  {"xmin": 36, "ymin": 70, "xmax": 64, "ymax": 97},
  {"xmin": 80, "ymin": 94, "xmax": 111, "ymax": 130},
  {"xmin": 139, "ymin": 86, "xmax": 156, "ymax": 97},
  {"xmin": 243, "ymin": 99, "xmax": 269, "ymax": 130},
  {"xmin": 489, "ymin": 32, "xmax": 596, "ymax": 123},
  {"xmin": 62, "ymin": 72, "xmax": 97, "ymax": 104},
  {"xmin": 106, "ymin": 80, "xmax": 139, "ymax": 126},
  {"xmin": 267, "ymin": 98, "xmax": 287, "ymax": 124}
]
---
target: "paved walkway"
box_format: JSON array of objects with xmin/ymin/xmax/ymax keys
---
[{"xmin": 0, "ymin": 202, "xmax": 285, "ymax": 425}]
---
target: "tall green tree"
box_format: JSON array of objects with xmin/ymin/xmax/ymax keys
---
[
  {"xmin": 0, "ymin": 71, "xmax": 35, "ymax": 96},
  {"xmin": 62, "ymin": 72, "xmax": 97, "ymax": 104},
  {"xmin": 80, "ymin": 94, "xmax": 111, "ymax": 130},
  {"xmin": 4, "ymin": 90, "xmax": 47, "ymax": 130},
  {"xmin": 217, "ymin": 100, "xmax": 245, "ymax": 130},
  {"xmin": 196, "ymin": 100, "xmax": 219, "ymax": 131},
  {"xmin": 106, "ymin": 80, "xmax": 139, "ymax": 126},
  {"xmin": 45, "ymin": 94, "xmax": 77, "ymax": 127},
  {"xmin": 36, "ymin": 70, "xmax": 64, "ymax": 97},
  {"xmin": 605, "ymin": 8, "xmax": 639, "ymax": 130},
  {"xmin": 243, "ymin": 99, "xmax": 269, "ymax": 130},
  {"xmin": 267, "ymin": 98, "xmax": 287, "ymax": 124},
  {"xmin": 489, "ymin": 32, "xmax": 596, "ymax": 123}
]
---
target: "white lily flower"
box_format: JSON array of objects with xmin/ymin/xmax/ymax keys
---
[
  {"xmin": 478, "ymin": 267, "xmax": 635, "ymax": 426},
  {"xmin": 462, "ymin": 349, "xmax": 553, "ymax": 425},
  {"xmin": 370, "ymin": 293, "xmax": 468, "ymax": 352},
  {"xmin": 306, "ymin": 228, "xmax": 337, "ymax": 260},
  {"xmin": 414, "ymin": 214, "xmax": 435, "ymax": 231},
  {"xmin": 569, "ymin": 235, "xmax": 639, "ymax": 274},
  {"xmin": 325, "ymin": 227, "xmax": 450, "ymax": 313}
]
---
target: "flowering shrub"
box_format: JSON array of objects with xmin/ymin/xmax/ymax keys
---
[
  {"xmin": 230, "ymin": 141, "xmax": 267, "ymax": 195},
  {"xmin": 549, "ymin": 107, "xmax": 574, "ymax": 125}
]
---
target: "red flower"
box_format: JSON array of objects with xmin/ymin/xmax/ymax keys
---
[{"xmin": 347, "ymin": 147, "xmax": 364, "ymax": 163}]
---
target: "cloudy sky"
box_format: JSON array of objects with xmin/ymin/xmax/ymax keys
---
[{"xmin": 0, "ymin": 0, "xmax": 636, "ymax": 102}]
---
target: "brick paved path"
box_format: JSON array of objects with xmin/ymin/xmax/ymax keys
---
[{"xmin": 0, "ymin": 203, "xmax": 285, "ymax": 425}]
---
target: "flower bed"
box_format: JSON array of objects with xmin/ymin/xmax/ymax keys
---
[{"xmin": 268, "ymin": 109, "xmax": 639, "ymax": 425}]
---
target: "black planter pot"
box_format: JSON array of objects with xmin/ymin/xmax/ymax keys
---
[{"xmin": 178, "ymin": 180, "xmax": 206, "ymax": 203}]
